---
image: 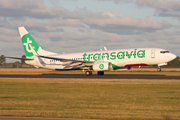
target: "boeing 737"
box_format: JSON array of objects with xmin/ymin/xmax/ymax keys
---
[{"xmin": 6, "ymin": 27, "xmax": 176, "ymax": 76}]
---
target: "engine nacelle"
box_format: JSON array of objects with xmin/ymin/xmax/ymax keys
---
[{"xmin": 93, "ymin": 61, "xmax": 112, "ymax": 71}]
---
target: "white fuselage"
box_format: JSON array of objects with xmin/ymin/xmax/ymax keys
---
[{"xmin": 25, "ymin": 48, "xmax": 176, "ymax": 71}]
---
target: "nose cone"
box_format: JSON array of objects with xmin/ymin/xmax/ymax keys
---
[{"xmin": 169, "ymin": 53, "xmax": 176, "ymax": 61}]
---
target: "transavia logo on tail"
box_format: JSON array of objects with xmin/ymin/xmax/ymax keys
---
[
  {"xmin": 99, "ymin": 64, "xmax": 104, "ymax": 69},
  {"xmin": 24, "ymin": 38, "xmax": 33, "ymax": 53},
  {"xmin": 21, "ymin": 34, "xmax": 39, "ymax": 57}
]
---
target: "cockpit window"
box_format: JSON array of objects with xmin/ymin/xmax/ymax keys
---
[{"xmin": 160, "ymin": 51, "xmax": 169, "ymax": 54}]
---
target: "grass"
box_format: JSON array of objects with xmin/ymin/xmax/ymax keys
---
[{"xmin": 0, "ymin": 78, "xmax": 180, "ymax": 120}]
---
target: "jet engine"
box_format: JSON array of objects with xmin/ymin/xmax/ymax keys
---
[{"xmin": 93, "ymin": 61, "xmax": 112, "ymax": 71}]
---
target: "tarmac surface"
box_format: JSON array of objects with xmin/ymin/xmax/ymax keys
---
[{"xmin": 0, "ymin": 74, "xmax": 180, "ymax": 79}]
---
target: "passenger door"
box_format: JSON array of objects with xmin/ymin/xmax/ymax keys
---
[{"xmin": 151, "ymin": 50, "xmax": 155, "ymax": 58}]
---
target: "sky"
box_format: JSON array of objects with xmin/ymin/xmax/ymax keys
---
[{"xmin": 0, "ymin": 0, "xmax": 180, "ymax": 62}]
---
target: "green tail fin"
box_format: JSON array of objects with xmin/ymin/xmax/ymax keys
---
[{"xmin": 18, "ymin": 27, "xmax": 40, "ymax": 57}]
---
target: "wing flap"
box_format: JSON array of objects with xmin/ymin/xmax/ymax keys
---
[{"xmin": 70, "ymin": 62, "xmax": 82, "ymax": 66}]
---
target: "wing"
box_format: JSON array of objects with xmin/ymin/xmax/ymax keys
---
[
  {"xmin": 40, "ymin": 55, "xmax": 94, "ymax": 67},
  {"xmin": 29, "ymin": 44, "xmax": 94, "ymax": 67}
]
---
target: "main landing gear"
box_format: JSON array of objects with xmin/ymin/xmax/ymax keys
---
[
  {"xmin": 85, "ymin": 71, "xmax": 105, "ymax": 76},
  {"xmin": 157, "ymin": 67, "xmax": 161, "ymax": 72},
  {"xmin": 97, "ymin": 71, "xmax": 104, "ymax": 75},
  {"xmin": 85, "ymin": 71, "xmax": 92, "ymax": 76}
]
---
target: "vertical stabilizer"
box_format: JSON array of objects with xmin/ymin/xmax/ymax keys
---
[
  {"xmin": 19, "ymin": 27, "xmax": 40, "ymax": 58},
  {"xmin": 18, "ymin": 27, "xmax": 28, "ymax": 38},
  {"xmin": 18, "ymin": 27, "xmax": 56, "ymax": 58}
]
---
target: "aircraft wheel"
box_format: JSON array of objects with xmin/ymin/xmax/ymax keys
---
[
  {"xmin": 97, "ymin": 71, "xmax": 104, "ymax": 75},
  {"xmin": 86, "ymin": 71, "xmax": 92, "ymax": 76},
  {"xmin": 157, "ymin": 68, "xmax": 161, "ymax": 72}
]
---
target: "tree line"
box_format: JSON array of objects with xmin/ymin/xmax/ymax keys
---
[
  {"xmin": 0, "ymin": 55, "xmax": 29, "ymax": 68},
  {"xmin": 0, "ymin": 55, "xmax": 180, "ymax": 68}
]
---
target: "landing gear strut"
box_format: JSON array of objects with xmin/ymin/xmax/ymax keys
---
[
  {"xmin": 97, "ymin": 71, "xmax": 104, "ymax": 75},
  {"xmin": 157, "ymin": 67, "xmax": 161, "ymax": 72},
  {"xmin": 85, "ymin": 71, "xmax": 92, "ymax": 76}
]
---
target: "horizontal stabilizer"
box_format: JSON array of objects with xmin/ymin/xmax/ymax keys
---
[{"xmin": 6, "ymin": 56, "xmax": 34, "ymax": 60}]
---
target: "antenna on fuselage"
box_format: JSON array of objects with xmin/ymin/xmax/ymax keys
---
[{"xmin": 104, "ymin": 46, "xmax": 107, "ymax": 50}]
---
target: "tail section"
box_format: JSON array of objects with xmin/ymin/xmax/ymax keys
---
[{"xmin": 18, "ymin": 27, "xmax": 56, "ymax": 58}]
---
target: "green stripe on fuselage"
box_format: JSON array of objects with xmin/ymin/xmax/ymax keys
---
[{"xmin": 112, "ymin": 64, "xmax": 119, "ymax": 68}]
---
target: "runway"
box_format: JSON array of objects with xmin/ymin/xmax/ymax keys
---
[{"xmin": 0, "ymin": 74, "xmax": 180, "ymax": 79}]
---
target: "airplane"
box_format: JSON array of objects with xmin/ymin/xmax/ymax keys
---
[{"xmin": 6, "ymin": 27, "xmax": 176, "ymax": 76}]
